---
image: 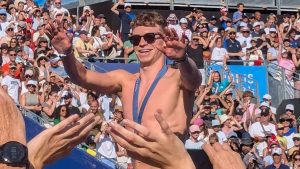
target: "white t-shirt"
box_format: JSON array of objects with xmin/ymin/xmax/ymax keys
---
[
  {"xmin": 249, "ymin": 122, "xmax": 276, "ymax": 157},
  {"xmin": 1, "ymin": 75, "xmax": 20, "ymax": 103},
  {"xmin": 237, "ymin": 36, "xmax": 252, "ymax": 53},
  {"xmin": 96, "ymin": 134, "xmax": 117, "ymax": 159},
  {"xmin": 216, "ymin": 131, "xmax": 228, "ymax": 144},
  {"xmin": 99, "ymin": 95, "xmax": 113, "ymax": 121},
  {"xmin": 211, "ymin": 47, "xmax": 228, "ymax": 65}
]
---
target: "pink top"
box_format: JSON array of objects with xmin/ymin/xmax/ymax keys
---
[{"xmin": 278, "ymin": 58, "xmax": 295, "ymax": 80}]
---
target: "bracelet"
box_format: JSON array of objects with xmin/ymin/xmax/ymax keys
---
[
  {"xmin": 174, "ymin": 54, "xmax": 188, "ymax": 64},
  {"xmin": 59, "ymin": 48, "xmax": 73, "ymax": 58}
]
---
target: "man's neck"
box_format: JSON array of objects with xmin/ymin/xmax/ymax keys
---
[
  {"xmin": 273, "ymin": 162, "xmax": 281, "ymax": 167},
  {"xmin": 261, "ymin": 121, "xmax": 269, "ymax": 125},
  {"xmin": 139, "ymin": 55, "xmax": 165, "ymax": 82}
]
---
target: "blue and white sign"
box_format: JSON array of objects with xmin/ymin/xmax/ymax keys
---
[{"xmin": 209, "ymin": 65, "xmax": 268, "ymax": 101}]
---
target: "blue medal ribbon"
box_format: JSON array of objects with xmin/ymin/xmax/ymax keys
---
[{"xmin": 132, "ymin": 60, "xmax": 168, "ymax": 124}]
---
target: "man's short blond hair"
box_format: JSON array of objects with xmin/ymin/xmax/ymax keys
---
[{"xmin": 131, "ymin": 11, "xmax": 167, "ymax": 30}]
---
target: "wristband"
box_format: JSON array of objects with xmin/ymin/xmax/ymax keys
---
[
  {"xmin": 174, "ymin": 54, "xmax": 188, "ymax": 64},
  {"xmin": 59, "ymin": 48, "xmax": 73, "ymax": 58}
]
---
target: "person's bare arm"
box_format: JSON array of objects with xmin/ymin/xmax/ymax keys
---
[
  {"xmin": 1, "ymin": 85, "xmax": 8, "ymax": 93},
  {"xmin": 42, "ymin": 101, "xmax": 56, "ymax": 117},
  {"xmin": 52, "ymin": 32, "xmax": 125, "ymax": 94},
  {"xmin": 111, "ymin": 1, "xmax": 121, "ymax": 16}
]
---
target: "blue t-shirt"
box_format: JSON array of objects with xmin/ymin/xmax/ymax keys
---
[
  {"xmin": 119, "ymin": 11, "xmax": 136, "ymax": 33},
  {"xmin": 184, "ymin": 139, "xmax": 204, "ymax": 150}
]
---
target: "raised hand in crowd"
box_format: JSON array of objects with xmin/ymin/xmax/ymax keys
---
[
  {"xmin": 28, "ymin": 113, "xmax": 101, "ymax": 169},
  {"xmin": 109, "ymin": 113, "xmax": 246, "ymax": 169}
]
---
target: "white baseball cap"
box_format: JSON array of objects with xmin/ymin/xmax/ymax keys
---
[
  {"xmin": 263, "ymin": 94, "xmax": 272, "ymax": 100},
  {"xmin": 124, "ymin": 3, "xmax": 132, "ymax": 8},
  {"xmin": 260, "ymin": 101, "xmax": 270, "ymax": 108},
  {"xmin": 27, "ymin": 80, "xmax": 38, "ymax": 87},
  {"xmin": 271, "ymin": 147, "xmax": 282, "ymax": 155},
  {"xmin": 269, "ymin": 28, "xmax": 277, "ymax": 33},
  {"xmin": 239, "ymin": 22, "xmax": 247, "ymax": 27},
  {"xmin": 253, "ymin": 22, "xmax": 260, "ymax": 27},
  {"xmin": 179, "ymin": 18, "xmax": 188, "ymax": 24},
  {"xmin": 285, "ymin": 104, "xmax": 294, "ymax": 111},
  {"xmin": 83, "ymin": 6, "xmax": 91, "ymax": 11}
]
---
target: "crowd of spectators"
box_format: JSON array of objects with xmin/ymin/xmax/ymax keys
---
[{"xmin": 0, "ymin": 0, "xmax": 300, "ymax": 168}]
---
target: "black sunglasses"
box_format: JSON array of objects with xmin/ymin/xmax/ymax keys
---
[
  {"xmin": 242, "ymin": 31, "xmax": 250, "ymax": 33},
  {"xmin": 286, "ymin": 109, "xmax": 294, "ymax": 112},
  {"xmin": 293, "ymin": 138, "xmax": 300, "ymax": 141},
  {"xmin": 229, "ymin": 32, "xmax": 236, "ymax": 35},
  {"xmin": 55, "ymin": 2, "xmax": 61, "ymax": 4},
  {"xmin": 10, "ymin": 54, "xmax": 16, "ymax": 56},
  {"xmin": 7, "ymin": 28, "xmax": 13, "ymax": 32},
  {"xmin": 261, "ymin": 113, "xmax": 269, "ymax": 117},
  {"xmin": 25, "ymin": 75, "xmax": 32, "ymax": 78},
  {"xmin": 279, "ymin": 118, "xmax": 292, "ymax": 123},
  {"xmin": 130, "ymin": 33, "xmax": 161, "ymax": 46},
  {"xmin": 191, "ymin": 131, "xmax": 200, "ymax": 134},
  {"xmin": 27, "ymin": 84, "xmax": 36, "ymax": 88}
]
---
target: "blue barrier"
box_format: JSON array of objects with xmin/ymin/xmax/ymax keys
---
[
  {"xmin": 209, "ymin": 65, "xmax": 268, "ymax": 101},
  {"xmin": 24, "ymin": 116, "xmax": 113, "ymax": 169}
]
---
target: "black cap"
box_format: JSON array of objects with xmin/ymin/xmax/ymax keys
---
[
  {"xmin": 210, "ymin": 16, "xmax": 216, "ymax": 20},
  {"xmin": 97, "ymin": 14, "xmax": 106, "ymax": 19}
]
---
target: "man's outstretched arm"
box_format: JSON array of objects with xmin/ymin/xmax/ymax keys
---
[
  {"xmin": 177, "ymin": 57, "xmax": 201, "ymax": 91},
  {"xmin": 52, "ymin": 32, "xmax": 123, "ymax": 94}
]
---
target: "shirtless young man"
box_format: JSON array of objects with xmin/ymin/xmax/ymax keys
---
[{"xmin": 52, "ymin": 12, "xmax": 201, "ymax": 168}]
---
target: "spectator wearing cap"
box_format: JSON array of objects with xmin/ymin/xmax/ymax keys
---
[
  {"xmin": 263, "ymin": 94, "xmax": 277, "ymax": 116},
  {"xmin": 240, "ymin": 132, "xmax": 264, "ymax": 168},
  {"xmin": 33, "ymin": 22, "xmax": 50, "ymax": 46},
  {"xmin": 177, "ymin": 18, "xmax": 192, "ymax": 42},
  {"xmin": 232, "ymin": 3, "xmax": 244, "ymax": 29},
  {"xmin": 48, "ymin": 54, "xmax": 68, "ymax": 77},
  {"xmin": 220, "ymin": 114, "xmax": 241, "ymax": 139},
  {"xmin": 211, "ymin": 119, "xmax": 227, "ymax": 144},
  {"xmin": 93, "ymin": 14, "xmax": 110, "ymax": 36},
  {"xmin": 74, "ymin": 30, "xmax": 96, "ymax": 59},
  {"xmin": 208, "ymin": 16, "xmax": 217, "ymax": 32},
  {"xmin": 279, "ymin": 113, "xmax": 296, "ymax": 150},
  {"xmin": 0, "ymin": 8, "xmax": 8, "ymax": 38},
  {"xmin": 219, "ymin": 7, "xmax": 230, "ymax": 29},
  {"xmin": 1, "ymin": 62, "xmax": 21, "ymax": 103},
  {"xmin": 31, "ymin": 6, "xmax": 43, "ymax": 31},
  {"xmin": 7, "ymin": 4, "xmax": 16, "ymax": 22},
  {"xmin": 248, "ymin": 106, "xmax": 276, "ymax": 157},
  {"xmin": 52, "ymin": 0, "xmax": 69, "ymax": 18},
  {"xmin": 0, "ymin": 23, "xmax": 15, "ymax": 45},
  {"xmin": 224, "ymin": 28, "xmax": 244, "ymax": 65},
  {"xmin": 20, "ymin": 80, "xmax": 41, "ymax": 113},
  {"xmin": 21, "ymin": 69, "xmax": 34, "ymax": 94},
  {"xmin": 288, "ymin": 134, "xmax": 300, "ymax": 159},
  {"xmin": 36, "ymin": 54, "xmax": 49, "ymax": 83},
  {"xmin": 1, "ymin": 48, "xmax": 22, "ymax": 78},
  {"xmin": 16, "ymin": 21, "xmax": 26, "ymax": 36},
  {"xmin": 111, "ymin": 1, "xmax": 136, "ymax": 41},
  {"xmin": 167, "ymin": 13, "xmax": 180, "ymax": 33},
  {"xmin": 237, "ymin": 26, "xmax": 252, "ymax": 54},
  {"xmin": 276, "ymin": 124, "xmax": 287, "ymax": 151},
  {"xmin": 185, "ymin": 124, "xmax": 205, "ymax": 150},
  {"xmin": 265, "ymin": 147, "xmax": 289, "ymax": 169},
  {"xmin": 251, "ymin": 22, "xmax": 261, "ymax": 38},
  {"xmin": 61, "ymin": 91, "xmax": 80, "ymax": 116},
  {"xmin": 186, "ymin": 33, "xmax": 206, "ymax": 88}
]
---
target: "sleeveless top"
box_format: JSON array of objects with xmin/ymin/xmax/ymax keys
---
[{"xmin": 24, "ymin": 92, "xmax": 39, "ymax": 106}]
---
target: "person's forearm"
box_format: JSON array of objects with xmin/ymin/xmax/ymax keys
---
[
  {"xmin": 62, "ymin": 50, "xmax": 88, "ymax": 85},
  {"xmin": 178, "ymin": 57, "xmax": 201, "ymax": 91}
]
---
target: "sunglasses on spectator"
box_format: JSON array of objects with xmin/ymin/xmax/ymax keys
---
[
  {"xmin": 10, "ymin": 67, "xmax": 16, "ymax": 70},
  {"xmin": 130, "ymin": 33, "xmax": 162, "ymax": 46},
  {"xmin": 0, "ymin": 13, "xmax": 6, "ymax": 16},
  {"xmin": 213, "ymin": 125, "xmax": 220, "ymax": 128},
  {"xmin": 191, "ymin": 131, "xmax": 200, "ymax": 134},
  {"xmin": 270, "ymin": 31, "xmax": 276, "ymax": 34},
  {"xmin": 61, "ymin": 109, "xmax": 67, "ymax": 112},
  {"xmin": 277, "ymin": 127, "xmax": 284, "ymax": 130},
  {"xmin": 286, "ymin": 109, "xmax": 294, "ymax": 112},
  {"xmin": 261, "ymin": 113, "xmax": 269, "ymax": 117},
  {"xmin": 27, "ymin": 84, "xmax": 36, "ymax": 88},
  {"xmin": 55, "ymin": 2, "xmax": 61, "ymax": 4},
  {"xmin": 25, "ymin": 75, "xmax": 32, "ymax": 78},
  {"xmin": 7, "ymin": 28, "xmax": 13, "ymax": 32},
  {"xmin": 279, "ymin": 118, "xmax": 292, "ymax": 123},
  {"xmin": 242, "ymin": 31, "xmax": 250, "ymax": 33},
  {"xmin": 229, "ymin": 32, "xmax": 236, "ymax": 35},
  {"xmin": 10, "ymin": 53, "xmax": 17, "ymax": 56},
  {"xmin": 293, "ymin": 138, "xmax": 300, "ymax": 141},
  {"xmin": 11, "ymin": 40, "xmax": 17, "ymax": 43},
  {"xmin": 294, "ymin": 158, "xmax": 300, "ymax": 161}
]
